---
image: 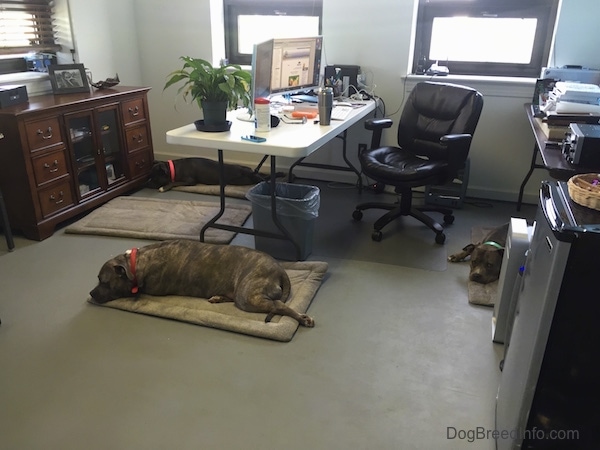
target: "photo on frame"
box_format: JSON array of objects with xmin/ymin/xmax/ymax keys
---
[{"xmin": 48, "ymin": 64, "xmax": 90, "ymax": 94}]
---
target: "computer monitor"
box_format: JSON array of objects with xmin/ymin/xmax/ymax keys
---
[
  {"xmin": 251, "ymin": 36, "xmax": 323, "ymax": 100},
  {"xmin": 270, "ymin": 36, "xmax": 323, "ymax": 96},
  {"xmin": 252, "ymin": 39, "xmax": 274, "ymax": 100}
]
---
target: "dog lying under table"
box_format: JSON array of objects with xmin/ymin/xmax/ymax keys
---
[{"xmin": 146, "ymin": 157, "xmax": 265, "ymax": 192}]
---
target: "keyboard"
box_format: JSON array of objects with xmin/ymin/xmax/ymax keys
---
[
  {"xmin": 330, "ymin": 105, "xmax": 353, "ymax": 121},
  {"xmin": 291, "ymin": 94, "xmax": 318, "ymax": 103}
]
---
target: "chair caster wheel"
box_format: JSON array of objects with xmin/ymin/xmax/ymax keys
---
[
  {"xmin": 352, "ymin": 210, "xmax": 363, "ymax": 221},
  {"xmin": 435, "ymin": 233, "xmax": 446, "ymax": 245},
  {"xmin": 372, "ymin": 230, "xmax": 383, "ymax": 242},
  {"xmin": 373, "ymin": 183, "xmax": 386, "ymax": 194},
  {"xmin": 443, "ymin": 214, "xmax": 455, "ymax": 225}
]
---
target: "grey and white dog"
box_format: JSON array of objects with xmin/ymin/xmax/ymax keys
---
[{"xmin": 90, "ymin": 239, "xmax": 314, "ymax": 327}]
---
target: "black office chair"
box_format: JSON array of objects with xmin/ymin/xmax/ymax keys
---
[{"xmin": 353, "ymin": 81, "xmax": 483, "ymax": 244}]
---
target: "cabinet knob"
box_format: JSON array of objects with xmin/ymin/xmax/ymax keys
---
[
  {"xmin": 49, "ymin": 191, "xmax": 64, "ymax": 205},
  {"xmin": 136, "ymin": 159, "xmax": 146, "ymax": 168},
  {"xmin": 132, "ymin": 134, "xmax": 144, "ymax": 144},
  {"xmin": 43, "ymin": 159, "xmax": 59, "ymax": 172},
  {"xmin": 128, "ymin": 106, "xmax": 139, "ymax": 116},
  {"xmin": 37, "ymin": 127, "xmax": 53, "ymax": 140}
]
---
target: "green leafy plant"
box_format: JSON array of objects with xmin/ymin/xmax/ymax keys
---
[{"xmin": 163, "ymin": 56, "xmax": 252, "ymax": 110}]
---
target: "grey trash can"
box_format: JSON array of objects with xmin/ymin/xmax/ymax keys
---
[{"xmin": 246, "ymin": 182, "xmax": 320, "ymax": 260}]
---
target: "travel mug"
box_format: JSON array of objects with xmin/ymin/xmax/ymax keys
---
[{"xmin": 318, "ymin": 87, "xmax": 333, "ymax": 125}]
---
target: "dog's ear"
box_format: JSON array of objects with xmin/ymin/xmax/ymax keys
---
[
  {"xmin": 113, "ymin": 263, "xmax": 134, "ymax": 281},
  {"xmin": 462, "ymin": 243, "xmax": 476, "ymax": 254}
]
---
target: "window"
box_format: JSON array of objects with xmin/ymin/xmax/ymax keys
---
[
  {"xmin": 0, "ymin": 0, "xmax": 60, "ymax": 55},
  {"xmin": 223, "ymin": 0, "xmax": 322, "ymax": 66},
  {"xmin": 412, "ymin": 0, "xmax": 560, "ymax": 78}
]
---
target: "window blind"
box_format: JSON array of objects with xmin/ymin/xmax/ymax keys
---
[{"xmin": 0, "ymin": 0, "xmax": 60, "ymax": 55}]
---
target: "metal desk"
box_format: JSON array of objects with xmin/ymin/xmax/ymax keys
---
[{"xmin": 517, "ymin": 103, "xmax": 600, "ymax": 211}]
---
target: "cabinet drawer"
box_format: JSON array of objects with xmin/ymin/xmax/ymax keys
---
[
  {"xmin": 121, "ymin": 98, "xmax": 146, "ymax": 125},
  {"xmin": 25, "ymin": 117, "xmax": 63, "ymax": 151},
  {"xmin": 32, "ymin": 149, "xmax": 69, "ymax": 186},
  {"xmin": 38, "ymin": 180, "xmax": 74, "ymax": 218},
  {"xmin": 125, "ymin": 124, "xmax": 150, "ymax": 153},
  {"xmin": 128, "ymin": 149, "xmax": 151, "ymax": 179}
]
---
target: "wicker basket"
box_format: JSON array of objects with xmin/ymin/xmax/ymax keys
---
[{"xmin": 567, "ymin": 173, "xmax": 600, "ymax": 211}]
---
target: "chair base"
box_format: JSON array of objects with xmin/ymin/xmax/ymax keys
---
[{"xmin": 352, "ymin": 193, "xmax": 454, "ymax": 244}]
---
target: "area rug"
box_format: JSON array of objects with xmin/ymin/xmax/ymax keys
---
[
  {"xmin": 310, "ymin": 186, "xmax": 449, "ymax": 271},
  {"xmin": 467, "ymin": 226, "xmax": 498, "ymax": 306},
  {"xmin": 173, "ymin": 184, "xmax": 252, "ymax": 199},
  {"xmin": 65, "ymin": 196, "xmax": 251, "ymax": 244},
  {"xmin": 87, "ymin": 261, "xmax": 328, "ymax": 342}
]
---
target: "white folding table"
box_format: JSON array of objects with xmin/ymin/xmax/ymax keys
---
[{"xmin": 166, "ymin": 100, "xmax": 377, "ymax": 259}]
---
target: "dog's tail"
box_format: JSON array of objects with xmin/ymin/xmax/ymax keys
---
[
  {"xmin": 280, "ymin": 270, "xmax": 291, "ymax": 302},
  {"xmin": 264, "ymin": 271, "xmax": 292, "ymax": 324}
]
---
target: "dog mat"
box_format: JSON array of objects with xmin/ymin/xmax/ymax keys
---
[
  {"xmin": 173, "ymin": 184, "xmax": 251, "ymax": 199},
  {"xmin": 87, "ymin": 261, "xmax": 328, "ymax": 342},
  {"xmin": 65, "ymin": 196, "xmax": 251, "ymax": 244},
  {"xmin": 467, "ymin": 226, "xmax": 498, "ymax": 306},
  {"xmin": 468, "ymin": 280, "xmax": 498, "ymax": 307}
]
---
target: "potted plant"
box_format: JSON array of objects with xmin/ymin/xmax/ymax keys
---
[{"xmin": 164, "ymin": 56, "xmax": 252, "ymax": 129}]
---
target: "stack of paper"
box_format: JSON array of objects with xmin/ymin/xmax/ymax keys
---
[{"xmin": 549, "ymin": 82, "xmax": 600, "ymax": 113}]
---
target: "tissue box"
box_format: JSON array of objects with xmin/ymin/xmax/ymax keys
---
[{"xmin": 0, "ymin": 85, "xmax": 28, "ymax": 108}]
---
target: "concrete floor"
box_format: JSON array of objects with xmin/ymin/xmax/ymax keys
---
[{"xmin": 0, "ymin": 180, "xmax": 536, "ymax": 450}]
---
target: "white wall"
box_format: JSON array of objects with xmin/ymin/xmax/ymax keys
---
[
  {"xmin": 67, "ymin": 0, "xmax": 142, "ymax": 84},
  {"xmin": 67, "ymin": 0, "xmax": 600, "ymax": 205}
]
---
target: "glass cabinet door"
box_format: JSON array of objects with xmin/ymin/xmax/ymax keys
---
[
  {"xmin": 97, "ymin": 108, "xmax": 125, "ymax": 187},
  {"xmin": 65, "ymin": 106, "xmax": 125, "ymax": 199},
  {"xmin": 67, "ymin": 113, "xmax": 99, "ymax": 197}
]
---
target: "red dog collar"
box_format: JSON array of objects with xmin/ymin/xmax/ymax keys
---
[
  {"xmin": 125, "ymin": 247, "xmax": 139, "ymax": 294},
  {"xmin": 168, "ymin": 159, "xmax": 176, "ymax": 183}
]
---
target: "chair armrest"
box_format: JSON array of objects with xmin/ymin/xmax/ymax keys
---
[
  {"xmin": 365, "ymin": 118, "xmax": 393, "ymax": 149},
  {"xmin": 440, "ymin": 133, "xmax": 472, "ymax": 172}
]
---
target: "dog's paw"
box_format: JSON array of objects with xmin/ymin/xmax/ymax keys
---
[
  {"xmin": 208, "ymin": 295, "xmax": 231, "ymax": 304},
  {"xmin": 299, "ymin": 314, "xmax": 315, "ymax": 328},
  {"xmin": 448, "ymin": 251, "xmax": 469, "ymax": 262},
  {"xmin": 158, "ymin": 187, "xmax": 165, "ymax": 192}
]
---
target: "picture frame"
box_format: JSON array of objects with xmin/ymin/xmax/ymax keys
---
[{"xmin": 48, "ymin": 64, "xmax": 90, "ymax": 94}]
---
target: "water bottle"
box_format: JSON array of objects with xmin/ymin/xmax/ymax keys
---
[{"xmin": 318, "ymin": 87, "xmax": 333, "ymax": 126}]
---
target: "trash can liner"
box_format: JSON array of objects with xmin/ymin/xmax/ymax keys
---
[{"xmin": 246, "ymin": 182, "xmax": 320, "ymax": 220}]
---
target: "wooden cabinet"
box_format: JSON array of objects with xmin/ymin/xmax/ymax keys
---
[{"xmin": 0, "ymin": 86, "xmax": 154, "ymax": 240}]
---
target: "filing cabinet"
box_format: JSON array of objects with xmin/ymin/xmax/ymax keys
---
[{"xmin": 0, "ymin": 86, "xmax": 154, "ymax": 240}]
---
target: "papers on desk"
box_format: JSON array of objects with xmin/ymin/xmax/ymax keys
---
[
  {"xmin": 545, "ymin": 82, "xmax": 600, "ymax": 114},
  {"xmin": 536, "ymin": 110, "xmax": 600, "ymax": 141}
]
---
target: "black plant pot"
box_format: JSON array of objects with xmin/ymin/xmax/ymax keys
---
[{"xmin": 201, "ymin": 101, "xmax": 228, "ymax": 126}]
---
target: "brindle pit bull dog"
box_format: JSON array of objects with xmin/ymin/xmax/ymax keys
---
[
  {"xmin": 147, "ymin": 157, "xmax": 264, "ymax": 192},
  {"xmin": 448, "ymin": 223, "xmax": 509, "ymax": 284},
  {"xmin": 89, "ymin": 239, "xmax": 314, "ymax": 327}
]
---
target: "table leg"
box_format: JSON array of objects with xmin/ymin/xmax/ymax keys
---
[
  {"xmin": 200, "ymin": 149, "xmax": 227, "ymax": 241},
  {"xmin": 517, "ymin": 144, "xmax": 543, "ymax": 211},
  {"xmin": 287, "ymin": 130, "xmax": 362, "ymax": 189},
  {"xmin": 200, "ymin": 150, "xmax": 302, "ymax": 260}
]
